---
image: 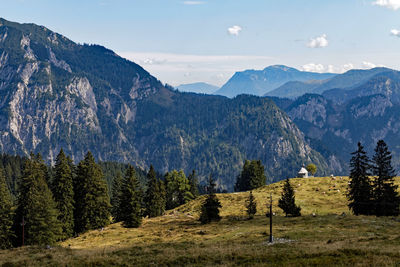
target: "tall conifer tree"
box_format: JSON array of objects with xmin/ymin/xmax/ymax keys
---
[
  {"xmin": 74, "ymin": 152, "xmax": 110, "ymax": 234},
  {"xmin": 278, "ymin": 179, "xmax": 301, "ymax": 217},
  {"xmin": 144, "ymin": 165, "xmax": 165, "ymax": 217},
  {"xmin": 158, "ymin": 179, "xmax": 167, "ymax": 215},
  {"xmin": 246, "ymin": 191, "xmax": 257, "ymax": 219},
  {"xmin": 347, "ymin": 142, "xmax": 373, "ymax": 215},
  {"xmin": 14, "ymin": 154, "xmax": 61, "ymax": 246},
  {"xmin": 119, "ymin": 165, "xmax": 142, "ymax": 228},
  {"xmin": 52, "ymin": 149, "xmax": 75, "ymax": 239},
  {"xmin": 0, "ymin": 167, "xmax": 14, "ymax": 249},
  {"xmin": 199, "ymin": 175, "xmax": 221, "ymax": 224},
  {"xmin": 372, "ymin": 140, "xmax": 400, "ymax": 216},
  {"xmin": 188, "ymin": 170, "xmax": 199, "ymax": 198},
  {"xmin": 111, "ymin": 171, "xmax": 123, "ymax": 222}
]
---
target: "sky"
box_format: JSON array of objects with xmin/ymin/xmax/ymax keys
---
[{"xmin": 1, "ymin": 0, "xmax": 400, "ymax": 86}]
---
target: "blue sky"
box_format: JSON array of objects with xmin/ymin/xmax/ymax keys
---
[{"xmin": 1, "ymin": 0, "xmax": 400, "ymax": 86}]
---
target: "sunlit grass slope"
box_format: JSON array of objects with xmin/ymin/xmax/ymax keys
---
[
  {"xmin": 173, "ymin": 176, "xmax": 353, "ymax": 217},
  {"xmin": 1, "ymin": 176, "xmax": 400, "ymax": 266}
]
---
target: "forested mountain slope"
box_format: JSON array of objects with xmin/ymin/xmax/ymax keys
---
[{"xmin": 0, "ymin": 18, "xmax": 331, "ymax": 190}]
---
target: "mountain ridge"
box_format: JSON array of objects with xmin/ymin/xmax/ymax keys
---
[
  {"xmin": 267, "ymin": 67, "xmax": 398, "ymax": 99},
  {"xmin": 0, "ymin": 18, "xmax": 332, "ymax": 190},
  {"xmin": 176, "ymin": 82, "xmax": 219, "ymax": 94},
  {"xmin": 215, "ymin": 65, "xmax": 336, "ymax": 97}
]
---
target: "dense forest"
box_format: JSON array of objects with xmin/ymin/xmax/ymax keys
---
[
  {"xmin": 0, "ymin": 153, "xmax": 147, "ymax": 200},
  {"xmin": 0, "ymin": 148, "xmax": 271, "ymax": 248}
]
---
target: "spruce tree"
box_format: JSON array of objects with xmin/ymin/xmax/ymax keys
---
[
  {"xmin": 199, "ymin": 175, "xmax": 221, "ymax": 224},
  {"xmin": 347, "ymin": 142, "xmax": 373, "ymax": 215},
  {"xmin": 235, "ymin": 160, "xmax": 266, "ymax": 192},
  {"xmin": 14, "ymin": 154, "xmax": 61, "ymax": 246},
  {"xmin": 144, "ymin": 165, "xmax": 165, "ymax": 218},
  {"xmin": 119, "ymin": 165, "xmax": 142, "ymax": 228},
  {"xmin": 246, "ymin": 191, "xmax": 257, "ymax": 219},
  {"xmin": 74, "ymin": 152, "xmax": 111, "ymax": 234},
  {"xmin": 158, "ymin": 179, "xmax": 167, "ymax": 215},
  {"xmin": 52, "ymin": 149, "xmax": 75, "ymax": 239},
  {"xmin": 278, "ymin": 179, "xmax": 301, "ymax": 217},
  {"xmin": 111, "ymin": 171, "xmax": 123, "ymax": 222},
  {"xmin": 372, "ymin": 140, "xmax": 400, "ymax": 216},
  {"xmin": 0, "ymin": 167, "xmax": 14, "ymax": 249},
  {"xmin": 188, "ymin": 170, "xmax": 199, "ymax": 198}
]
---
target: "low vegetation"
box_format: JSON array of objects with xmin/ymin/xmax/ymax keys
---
[{"xmin": 1, "ymin": 176, "xmax": 399, "ymax": 266}]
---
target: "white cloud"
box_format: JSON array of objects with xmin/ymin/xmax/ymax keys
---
[
  {"xmin": 373, "ymin": 0, "xmax": 400, "ymax": 10},
  {"xmin": 118, "ymin": 51, "xmax": 273, "ymax": 86},
  {"xmin": 227, "ymin": 25, "xmax": 242, "ymax": 36},
  {"xmin": 327, "ymin": 65, "xmax": 335, "ymax": 73},
  {"xmin": 307, "ymin": 34, "xmax": 329, "ymax": 48},
  {"xmin": 142, "ymin": 58, "xmax": 167, "ymax": 65},
  {"xmin": 391, "ymin": 29, "xmax": 400, "ymax": 37},
  {"xmin": 182, "ymin": 1, "xmax": 205, "ymax": 5},
  {"xmin": 302, "ymin": 63, "xmax": 357, "ymax": 73},
  {"xmin": 362, "ymin": 61, "xmax": 376, "ymax": 69},
  {"xmin": 341, "ymin": 63, "xmax": 354, "ymax": 72},
  {"xmin": 361, "ymin": 61, "xmax": 386, "ymax": 69},
  {"xmin": 302, "ymin": 63, "xmax": 325, "ymax": 73}
]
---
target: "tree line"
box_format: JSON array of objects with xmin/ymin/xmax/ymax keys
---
[
  {"xmin": 0, "ymin": 149, "xmax": 201, "ymax": 248},
  {"xmin": 347, "ymin": 140, "xmax": 400, "ymax": 216}
]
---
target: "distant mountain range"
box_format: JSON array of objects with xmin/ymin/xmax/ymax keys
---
[
  {"xmin": 263, "ymin": 64, "xmax": 400, "ymax": 174},
  {"xmin": 176, "ymin": 82, "xmax": 219, "ymax": 94},
  {"xmin": 0, "ymin": 18, "xmax": 332, "ymax": 190},
  {"xmin": 215, "ymin": 65, "xmax": 336, "ymax": 97},
  {"xmin": 322, "ymin": 70, "xmax": 400, "ymax": 103},
  {"xmin": 3, "ymin": 17, "xmax": 400, "ymax": 189},
  {"xmin": 266, "ymin": 67, "xmax": 396, "ymax": 99}
]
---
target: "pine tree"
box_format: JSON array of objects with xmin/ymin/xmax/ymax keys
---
[
  {"xmin": 246, "ymin": 191, "xmax": 257, "ymax": 219},
  {"xmin": 372, "ymin": 140, "xmax": 400, "ymax": 216},
  {"xmin": 52, "ymin": 149, "xmax": 75, "ymax": 239},
  {"xmin": 119, "ymin": 165, "xmax": 142, "ymax": 228},
  {"xmin": 14, "ymin": 153, "xmax": 61, "ymax": 246},
  {"xmin": 199, "ymin": 175, "xmax": 221, "ymax": 224},
  {"xmin": 278, "ymin": 179, "xmax": 301, "ymax": 217},
  {"xmin": 110, "ymin": 171, "xmax": 123, "ymax": 222},
  {"xmin": 74, "ymin": 152, "xmax": 111, "ymax": 234},
  {"xmin": 0, "ymin": 167, "xmax": 14, "ymax": 249},
  {"xmin": 234, "ymin": 160, "xmax": 266, "ymax": 192},
  {"xmin": 158, "ymin": 179, "xmax": 167, "ymax": 215},
  {"xmin": 347, "ymin": 142, "xmax": 373, "ymax": 215},
  {"xmin": 144, "ymin": 165, "xmax": 166, "ymax": 218},
  {"xmin": 188, "ymin": 170, "xmax": 199, "ymax": 198}
]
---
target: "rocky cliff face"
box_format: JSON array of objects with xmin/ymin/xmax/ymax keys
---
[
  {"xmin": 0, "ymin": 18, "xmax": 331, "ymax": 190},
  {"xmin": 283, "ymin": 93, "xmax": 400, "ymax": 173}
]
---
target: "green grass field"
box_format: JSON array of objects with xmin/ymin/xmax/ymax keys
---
[{"xmin": 1, "ymin": 176, "xmax": 400, "ymax": 266}]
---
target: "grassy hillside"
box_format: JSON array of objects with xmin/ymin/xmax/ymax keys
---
[
  {"xmin": 172, "ymin": 176, "xmax": 351, "ymax": 217},
  {"xmin": 1, "ymin": 176, "xmax": 400, "ymax": 266}
]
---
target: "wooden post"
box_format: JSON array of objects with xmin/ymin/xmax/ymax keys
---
[{"xmin": 269, "ymin": 193, "xmax": 273, "ymax": 243}]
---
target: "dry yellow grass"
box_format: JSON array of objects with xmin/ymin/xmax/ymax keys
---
[
  {"xmin": 173, "ymin": 176, "xmax": 355, "ymax": 217},
  {"xmin": 0, "ymin": 176, "xmax": 399, "ymax": 266}
]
